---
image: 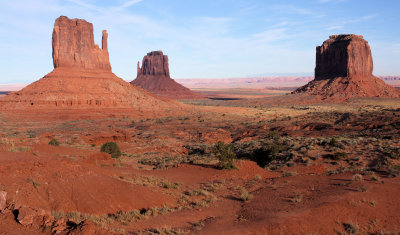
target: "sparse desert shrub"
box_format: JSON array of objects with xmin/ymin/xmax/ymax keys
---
[
  {"xmin": 387, "ymin": 164, "xmax": 400, "ymax": 177},
  {"xmin": 100, "ymin": 142, "xmax": 121, "ymax": 158},
  {"xmin": 333, "ymin": 151, "xmax": 348, "ymax": 160},
  {"xmin": 252, "ymin": 142, "xmax": 290, "ymax": 168},
  {"xmin": 48, "ymin": 139, "xmax": 60, "ymax": 146},
  {"xmin": 328, "ymin": 138, "xmax": 346, "ymax": 149},
  {"xmin": 343, "ymin": 222, "xmax": 359, "ymax": 234},
  {"xmin": 26, "ymin": 130, "xmax": 37, "ymax": 138},
  {"xmin": 212, "ymin": 141, "xmax": 236, "ymax": 169},
  {"xmin": 352, "ymin": 174, "xmax": 363, "ymax": 181},
  {"xmin": 283, "ymin": 171, "xmax": 297, "ymax": 177},
  {"xmin": 239, "ymin": 188, "xmax": 253, "ymax": 202},
  {"xmin": 290, "ymin": 194, "xmax": 303, "ymax": 203},
  {"xmin": 161, "ymin": 181, "xmax": 180, "ymax": 189},
  {"xmin": 385, "ymin": 148, "xmax": 400, "ymax": 159},
  {"xmin": 370, "ymin": 174, "xmax": 380, "ymax": 181},
  {"xmin": 27, "ymin": 178, "xmax": 40, "ymax": 189},
  {"xmin": 267, "ymin": 131, "xmax": 280, "ymax": 140}
]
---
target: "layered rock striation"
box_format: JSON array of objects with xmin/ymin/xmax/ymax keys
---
[
  {"xmin": 52, "ymin": 16, "xmax": 111, "ymax": 71},
  {"xmin": 131, "ymin": 51, "xmax": 204, "ymax": 100},
  {"xmin": 0, "ymin": 16, "xmax": 176, "ymax": 109},
  {"xmin": 293, "ymin": 34, "xmax": 400, "ymax": 99}
]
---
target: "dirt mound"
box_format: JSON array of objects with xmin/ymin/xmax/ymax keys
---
[
  {"xmin": 0, "ymin": 16, "xmax": 178, "ymax": 110},
  {"xmin": 131, "ymin": 51, "xmax": 205, "ymax": 100},
  {"xmin": 293, "ymin": 34, "xmax": 400, "ymax": 100}
]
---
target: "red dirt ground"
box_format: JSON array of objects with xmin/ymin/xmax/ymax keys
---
[{"xmin": 0, "ymin": 96, "xmax": 399, "ymax": 234}]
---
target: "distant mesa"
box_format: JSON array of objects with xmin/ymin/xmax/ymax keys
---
[
  {"xmin": 130, "ymin": 51, "xmax": 205, "ymax": 100},
  {"xmin": 293, "ymin": 34, "xmax": 400, "ymax": 99},
  {"xmin": 0, "ymin": 16, "xmax": 175, "ymax": 109}
]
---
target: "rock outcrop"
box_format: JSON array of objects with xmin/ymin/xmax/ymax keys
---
[
  {"xmin": 0, "ymin": 16, "xmax": 177, "ymax": 110},
  {"xmin": 138, "ymin": 51, "xmax": 170, "ymax": 77},
  {"xmin": 131, "ymin": 51, "xmax": 204, "ymax": 100},
  {"xmin": 293, "ymin": 34, "xmax": 400, "ymax": 99},
  {"xmin": 52, "ymin": 16, "xmax": 111, "ymax": 71},
  {"xmin": 0, "ymin": 191, "xmax": 6, "ymax": 212}
]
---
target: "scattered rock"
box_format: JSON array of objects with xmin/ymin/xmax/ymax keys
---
[
  {"xmin": 17, "ymin": 206, "xmax": 46, "ymax": 225},
  {"xmin": 68, "ymin": 220, "xmax": 109, "ymax": 235},
  {"xmin": 293, "ymin": 34, "xmax": 400, "ymax": 99},
  {"xmin": 0, "ymin": 191, "xmax": 6, "ymax": 211},
  {"xmin": 51, "ymin": 218, "xmax": 69, "ymax": 234},
  {"xmin": 131, "ymin": 51, "xmax": 205, "ymax": 100}
]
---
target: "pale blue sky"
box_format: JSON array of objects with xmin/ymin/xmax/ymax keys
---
[{"xmin": 0, "ymin": 0, "xmax": 399, "ymax": 84}]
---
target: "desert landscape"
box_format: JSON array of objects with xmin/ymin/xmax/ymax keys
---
[{"xmin": 1, "ymin": 2, "xmax": 400, "ymax": 235}]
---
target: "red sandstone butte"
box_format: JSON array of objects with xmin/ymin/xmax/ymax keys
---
[
  {"xmin": 293, "ymin": 34, "xmax": 400, "ymax": 99},
  {"xmin": 130, "ymin": 51, "xmax": 205, "ymax": 100},
  {"xmin": 0, "ymin": 16, "xmax": 176, "ymax": 110},
  {"xmin": 52, "ymin": 16, "xmax": 111, "ymax": 71}
]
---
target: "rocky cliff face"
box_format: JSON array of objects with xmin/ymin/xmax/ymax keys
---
[
  {"xmin": 52, "ymin": 16, "xmax": 111, "ymax": 71},
  {"xmin": 315, "ymin": 35, "xmax": 373, "ymax": 80},
  {"xmin": 293, "ymin": 34, "xmax": 400, "ymax": 99},
  {"xmin": 137, "ymin": 51, "xmax": 170, "ymax": 77}
]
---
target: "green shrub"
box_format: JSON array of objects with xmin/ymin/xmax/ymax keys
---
[
  {"xmin": 48, "ymin": 139, "xmax": 60, "ymax": 146},
  {"xmin": 252, "ymin": 142, "xmax": 289, "ymax": 167},
  {"xmin": 212, "ymin": 141, "xmax": 236, "ymax": 169},
  {"xmin": 267, "ymin": 131, "xmax": 280, "ymax": 140},
  {"xmin": 332, "ymin": 152, "xmax": 348, "ymax": 160},
  {"xmin": 100, "ymin": 142, "xmax": 121, "ymax": 158}
]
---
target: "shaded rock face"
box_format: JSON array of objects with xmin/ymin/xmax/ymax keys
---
[
  {"xmin": 131, "ymin": 51, "xmax": 205, "ymax": 100},
  {"xmin": 293, "ymin": 34, "xmax": 400, "ymax": 99},
  {"xmin": 137, "ymin": 51, "xmax": 170, "ymax": 77},
  {"xmin": 52, "ymin": 16, "xmax": 111, "ymax": 71},
  {"xmin": 315, "ymin": 34, "xmax": 373, "ymax": 80}
]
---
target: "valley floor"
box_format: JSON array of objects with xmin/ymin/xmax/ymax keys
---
[{"xmin": 0, "ymin": 95, "xmax": 399, "ymax": 234}]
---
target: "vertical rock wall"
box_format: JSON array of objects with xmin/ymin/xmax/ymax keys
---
[
  {"xmin": 52, "ymin": 16, "xmax": 111, "ymax": 71},
  {"xmin": 314, "ymin": 34, "xmax": 373, "ymax": 80}
]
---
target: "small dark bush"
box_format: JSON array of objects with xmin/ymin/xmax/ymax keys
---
[
  {"xmin": 343, "ymin": 222, "xmax": 358, "ymax": 234},
  {"xmin": 252, "ymin": 142, "xmax": 289, "ymax": 167},
  {"xmin": 48, "ymin": 139, "xmax": 60, "ymax": 146},
  {"xmin": 387, "ymin": 165, "xmax": 400, "ymax": 177},
  {"xmin": 267, "ymin": 131, "xmax": 280, "ymax": 140},
  {"xmin": 332, "ymin": 152, "xmax": 348, "ymax": 160},
  {"xmin": 100, "ymin": 142, "xmax": 121, "ymax": 158},
  {"xmin": 212, "ymin": 141, "xmax": 236, "ymax": 169}
]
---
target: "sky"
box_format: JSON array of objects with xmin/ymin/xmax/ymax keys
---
[{"xmin": 0, "ymin": 0, "xmax": 399, "ymax": 84}]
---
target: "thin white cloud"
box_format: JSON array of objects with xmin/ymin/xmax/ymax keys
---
[
  {"xmin": 114, "ymin": 0, "xmax": 144, "ymax": 11},
  {"xmin": 326, "ymin": 14, "xmax": 379, "ymax": 31},
  {"xmin": 66, "ymin": 0, "xmax": 104, "ymax": 12}
]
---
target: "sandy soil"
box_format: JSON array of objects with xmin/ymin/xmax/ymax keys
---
[{"xmin": 0, "ymin": 92, "xmax": 399, "ymax": 234}]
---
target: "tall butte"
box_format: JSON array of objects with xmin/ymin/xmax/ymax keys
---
[
  {"xmin": 0, "ymin": 16, "xmax": 175, "ymax": 109},
  {"xmin": 293, "ymin": 34, "xmax": 400, "ymax": 99},
  {"xmin": 130, "ymin": 51, "xmax": 204, "ymax": 100}
]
